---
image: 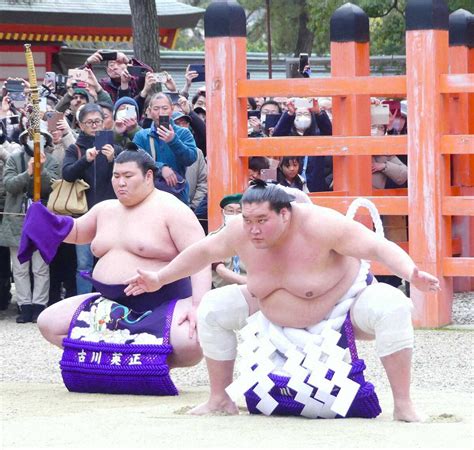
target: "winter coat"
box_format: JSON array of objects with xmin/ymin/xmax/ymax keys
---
[
  {"xmin": 0, "ymin": 148, "xmax": 59, "ymax": 247},
  {"xmin": 62, "ymin": 132, "xmax": 122, "ymax": 208}
]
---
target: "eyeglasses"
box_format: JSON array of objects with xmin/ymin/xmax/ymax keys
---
[{"xmin": 82, "ymin": 119, "xmax": 103, "ymax": 127}]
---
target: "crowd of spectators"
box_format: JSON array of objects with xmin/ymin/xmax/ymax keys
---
[{"xmin": 0, "ymin": 49, "xmax": 408, "ymax": 322}]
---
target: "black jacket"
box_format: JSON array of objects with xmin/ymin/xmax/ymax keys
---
[{"xmin": 62, "ymin": 132, "xmax": 122, "ymax": 208}]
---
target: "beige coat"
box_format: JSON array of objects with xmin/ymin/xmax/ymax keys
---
[{"xmin": 372, "ymin": 155, "xmax": 407, "ymax": 189}]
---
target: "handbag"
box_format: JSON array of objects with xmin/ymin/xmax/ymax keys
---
[{"xmin": 47, "ymin": 145, "xmax": 89, "ymax": 216}]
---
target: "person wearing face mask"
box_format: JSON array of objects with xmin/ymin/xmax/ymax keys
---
[
  {"xmin": 0, "ymin": 127, "xmax": 60, "ymax": 323},
  {"xmin": 273, "ymin": 98, "xmax": 333, "ymax": 192},
  {"xmin": 209, "ymin": 194, "xmax": 247, "ymax": 288}
]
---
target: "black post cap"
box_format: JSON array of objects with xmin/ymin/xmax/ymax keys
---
[
  {"xmin": 449, "ymin": 9, "xmax": 474, "ymax": 48},
  {"xmin": 204, "ymin": 0, "xmax": 246, "ymax": 38},
  {"xmin": 330, "ymin": 3, "xmax": 369, "ymax": 43},
  {"xmin": 406, "ymin": 0, "xmax": 449, "ymax": 31}
]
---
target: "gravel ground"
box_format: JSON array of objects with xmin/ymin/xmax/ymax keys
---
[
  {"xmin": 1, "ymin": 291, "xmax": 472, "ymax": 449},
  {"xmin": 0, "ymin": 291, "xmax": 472, "ymax": 390}
]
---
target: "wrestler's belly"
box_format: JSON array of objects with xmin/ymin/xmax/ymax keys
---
[
  {"xmin": 257, "ymin": 262, "xmax": 361, "ymax": 328},
  {"xmin": 92, "ymin": 249, "xmax": 172, "ymax": 285}
]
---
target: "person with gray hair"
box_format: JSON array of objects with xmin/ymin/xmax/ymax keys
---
[
  {"xmin": 62, "ymin": 103, "xmax": 122, "ymax": 295},
  {"xmin": 133, "ymin": 92, "xmax": 197, "ymax": 204}
]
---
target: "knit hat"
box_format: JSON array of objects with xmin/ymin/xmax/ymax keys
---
[
  {"xmin": 113, "ymin": 96, "xmax": 140, "ymax": 120},
  {"xmin": 219, "ymin": 193, "xmax": 242, "ymax": 209},
  {"xmin": 72, "ymin": 88, "xmax": 91, "ymax": 102}
]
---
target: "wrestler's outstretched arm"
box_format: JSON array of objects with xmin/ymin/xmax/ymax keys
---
[
  {"xmin": 125, "ymin": 223, "xmax": 236, "ymax": 297},
  {"xmin": 63, "ymin": 202, "xmax": 101, "ymax": 245},
  {"xmin": 323, "ymin": 208, "xmax": 440, "ymax": 292}
]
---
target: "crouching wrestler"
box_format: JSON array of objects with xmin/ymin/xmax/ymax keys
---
[
  {"xmin": 125, "ymin": 181, "xmax": 440, "ymax": 419},
  {"xmin": 19, "ymin": 148, "xmax": 211, "ymax": 395}
]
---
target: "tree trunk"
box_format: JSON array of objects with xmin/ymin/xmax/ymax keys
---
[
  {"xmin": 294, "ymin": 0, "xmax": 314, "ymax": 57},
  {"xmin": 129, "ymin": 0, "xmax": 161, "ymax": 71}
]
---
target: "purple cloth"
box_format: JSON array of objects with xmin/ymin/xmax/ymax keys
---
[
  {"xmin": 18, "ymin": 202, "xmax": 74, "ymax": 264},
  {"xmin": 80, "ymin": 271, "xmax": 192, "ymax": 312}
]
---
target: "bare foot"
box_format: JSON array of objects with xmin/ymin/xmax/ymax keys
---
[
  {"xmin": 189, "ymin": 397, "xmax": 239, "ymax": 416},
  {"xmin": 393, "ymin": 400, "xmax": 423, "ymax": 422}
]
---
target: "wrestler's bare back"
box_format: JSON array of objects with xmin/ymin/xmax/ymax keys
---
[
  {"xmin": 232, "ymin": 204, "xmax": 361, "ymax": 328},
  {"xmin": 87, "ymin": 190, "xmax": 186, "ymax": 284}
]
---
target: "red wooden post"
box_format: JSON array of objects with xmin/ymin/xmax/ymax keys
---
[
  {"xmin": 449, "ymin": 9, "xmax": 474, "ymax": 292},
  {"xmin": 406, "ymin": 0, "xmax": 453, "ymax": 327},
  {"xmin": 330, "ymin": 4, "xmax": 372, "ymax": 226},
  {"xmin": 204, "ymin": 1, "xmax": 248, "ymax": 232}
]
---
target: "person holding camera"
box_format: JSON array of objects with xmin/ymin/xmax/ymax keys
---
[
  {"xmin": 62, "ymin": 103, "xmax": 122, "ymax": 295},
  {"xmin": 133, "ymin": 93, "xmax": 197, "ymax": 205},
  {"xmin": 0, "ymin": 128, "xmax": 59, "ymax": 323},
  {"xmin": 55, "ymin": 68, "xmax": 112, "ymax": 129},
  {"xmin": 112, "ymin": 97, "xmax": 142, "ymax": 147},
  {"xmin": 273, "ymin": 98, "xmax": 333, "ymax": 193},
  {"xmin": 84, "ymin": 50, "xmax": 152, "ymax": 103}
]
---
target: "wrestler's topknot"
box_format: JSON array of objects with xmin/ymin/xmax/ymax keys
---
[
  {"xmin": 242, "ymin": 182, "xmax": 295, "ymax": 213},
  {"xmin": 115, "ymin": 146, "xmax": 158, "ymax": 177}
]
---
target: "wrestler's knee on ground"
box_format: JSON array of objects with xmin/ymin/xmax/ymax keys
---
[
  {"xmin": 351, "ymin": 282, "xmax": 414, "ymax": 358},
  {"xmin": 197, "ymin": 285, "xmax": 250, "ymax": 361},
  {"xmin": 37, "ymin": 293, "xmax": 93, "ymax": 345}
]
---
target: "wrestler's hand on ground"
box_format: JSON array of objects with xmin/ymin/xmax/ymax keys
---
[
  {"xmin": 124, "ymin": 268, "xmax": 163, "ymax": 296},
  {"xmin": 178, "ymin": 305, "xmax": 198, "ymax": 339},
  {"xmin": 409, "ymin": 267, "xmax": 440, "ymax": 292}
]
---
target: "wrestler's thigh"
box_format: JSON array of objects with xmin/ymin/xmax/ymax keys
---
[
  {"xmin": 169, "ymin": 297, "xmax": 195, "ymax": 344},
  {"xmin": 350, "ymin": 284, "xmax": 383, "ymax": 341},
  {"xmin": 168, "ymin": 297, "xmax": 202, "ymax": 367},
  {"xmin": 37, "ymin": 293, "xmax": 95, "ymax": 336}
]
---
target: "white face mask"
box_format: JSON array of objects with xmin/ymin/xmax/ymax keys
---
[
  {"xmin": 223, "ymin": 214, "xmax": 241, "ymax": 226},
  {"xmin": 294, "ymin": 116, "xmax": 311, "ymax": 131},
  {"xmin": 26, "ymin": 136, "xmax": 46, "ymax": 151},
  {"xmin": 371, "ymin": 126, "xmax": 385, "ymax": 136}
]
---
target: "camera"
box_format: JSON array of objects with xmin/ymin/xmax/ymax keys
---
[
  {"xmin": 116, "ymin": 105, "xmax": 137, "ymax": 121},
  {"xmin": 188, "ymin": 64, "xmax": 205, "ymax": 83},
  {"xmin": 294, "ymin": 97, "xmax": 314, "ymax": 109},
  {"xmin": 99, "ymin": 50, "xmax": 118, "ymax": 61},
  {"xmin": 247, "ymin": 110, "xmax": 261, "ymax": 119},
  {"xmin": 299, "ymin": 53, "xmax": 309, "ymax": 75},
  {"xmin": 68, "ymin": 69, "xmax": 89, "ymax": 82},
  {"xmin": 370, "ymin": 104, "xmax": 390, "ymax": 125},
  {"xmin": 159, "ymin": 115, "xmax": 170, "ymax": 128},
  {"xmin": 154, "ymin": 72, "xmax": 168, "ymax": 83},
  {"xmin": 5, "ymin": 79, "xmax": 24, "ymax": 93},
  {"xmin": 127, "ymin": 66, "xmax": 148, "ymax": 78}
]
